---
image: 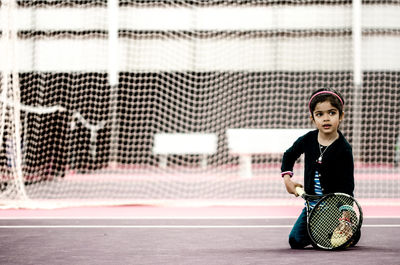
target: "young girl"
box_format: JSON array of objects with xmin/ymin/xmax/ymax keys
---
[{"xmin": 281, "ymin": 88, "xmax": 359, "ymax": 249}]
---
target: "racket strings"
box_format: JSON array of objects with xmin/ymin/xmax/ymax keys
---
[{"xmin": 308, "ymin": 195, "xmax": 361, "ymax": 249}]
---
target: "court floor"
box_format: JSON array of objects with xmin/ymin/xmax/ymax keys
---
[{"xmin": 0, "ymin": 205, "xmax": 400, "ymax": 265}]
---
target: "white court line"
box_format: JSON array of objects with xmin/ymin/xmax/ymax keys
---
[
  {"xmin": 0, "ymin": 225, "xmax": 291, "ymax": 229},
  {"xmin": 0, "ymin": 216, "xmax": 298, "ymax": 220},
  {"xmin": 0, "ymin": 224, "xmax": 399, "ymax": 229},
  {"xmin": 363, "ymin": 224, "xmax": 400, "ymax": 228},
  {"xmin": 0, "ymin": 216, "xmax": 399, "ymax": 220}
]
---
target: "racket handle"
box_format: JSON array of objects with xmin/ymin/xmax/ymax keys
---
[{"xmin": 295, "ymin": 187, "xmax": 305, "ymax": 197}]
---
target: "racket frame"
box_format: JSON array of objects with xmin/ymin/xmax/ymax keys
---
[{"xmin": 296, "ymin": 187, "xmax": 363, "ymax": 250}]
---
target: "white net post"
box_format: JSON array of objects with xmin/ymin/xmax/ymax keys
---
[
  {"xmin": 0, "ymin": 10, "xmax": 7, "ymax": 154},
  {"xmin": 352, "ymin": 0, "xmax": 363, "ymax": 161},
  {"xmin": 107, "ymin": 0, "xmax": 120, "ymax": 168},
  {"xmin": 0, "ymin": 0, "xmax": 27, "ymax": 200}
]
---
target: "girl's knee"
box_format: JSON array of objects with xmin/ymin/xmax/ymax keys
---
[{"xmin": 289, "ymin": 234, "xmax": 310, "ymax": 249}]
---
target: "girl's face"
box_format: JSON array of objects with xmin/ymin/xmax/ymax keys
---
[{"xmin": 310, "ymin": 100, "xmax": 343, "ymax": 136}]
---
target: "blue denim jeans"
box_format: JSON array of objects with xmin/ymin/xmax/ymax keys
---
[{"xmin": 289, "ymin": 207, "xmax": 312, "ymax": 249}]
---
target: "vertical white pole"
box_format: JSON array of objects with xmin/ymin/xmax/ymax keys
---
[
  {"xmin": 3, "ymin": 0, "xmax": 27, "ymax": 199},
  {"xmin": 108, "ymin": 0, "xmax": 119, "ymax": 167},
  {"xmin": 0, "ymin": 1, "xmax": 9, "ymax": 152},
  {"xmin": 353, "ymin": 0, "xmax": 362, "ymax": 88},
  {"xmin": 108, "ymin": 0, "xmax": 119, "ymax": 87},
  {"xmin": 352, "ymin": 0, "xmax": 362, "ymax": 162},
  {"xmin": 11, "ymin": 67, "xmax": 27, "ymax": 200}
]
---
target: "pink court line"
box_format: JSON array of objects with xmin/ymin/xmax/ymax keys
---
[
  {"xmin": 61, "ymin": 172, "xmax": 399, "ymax": 182},
  {"xmin": 58, "ymin": 163, "xmax": 400, "ymax": 182},
  {"xmin": 1, "ymin": 204, "xmax": 400, "ymax": 219}
]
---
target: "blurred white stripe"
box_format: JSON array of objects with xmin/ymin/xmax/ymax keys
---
[
  {"xmin": 15, "ymin": 5, "xmax": 400, "ymax": 31},
  {"xmin": 3, "ymin": 5, "xmax": 399, "ymax": 71},
  {"xmin": 9, "ymin": 36, "xmax": 400, "ymax": 71}
]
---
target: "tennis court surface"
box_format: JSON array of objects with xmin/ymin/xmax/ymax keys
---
[{"xmin": 1, "ymin": 205, "xmax": 399, "ymax": 265}]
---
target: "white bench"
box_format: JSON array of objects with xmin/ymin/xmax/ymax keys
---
[
  {"xmin": 153, "ymin": 133, "xmax": 218, "ymax": 168},
  {"xmin": 226, "ymin": 128, "xmax": 310, "ymax": 178}
]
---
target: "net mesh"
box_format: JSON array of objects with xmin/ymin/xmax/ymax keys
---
[{"xmin": 0, "ymin": 0, "xmax": 399, "ymax": 208}]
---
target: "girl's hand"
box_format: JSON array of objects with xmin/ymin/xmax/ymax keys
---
[
  {"xmin": 283, "ymin": 175, "xmax": 303, "ymax": 196},
  {"xmin": 331, "ymin": 217, "xmax": 353, "ymax": 247}
]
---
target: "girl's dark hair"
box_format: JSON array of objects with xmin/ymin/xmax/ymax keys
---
[{"xmin": 309, "ymin": 88, "xmax": 345, "ymax": 117}]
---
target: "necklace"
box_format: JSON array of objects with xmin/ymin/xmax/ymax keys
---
[{"xmin": 317, "ymin": 144, "xmax": 329, "ymax": 164}]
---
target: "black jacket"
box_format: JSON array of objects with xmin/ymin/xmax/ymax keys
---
[{"xmin": 281, "ymin": 129, "xmax": 354, "ymax": 196}]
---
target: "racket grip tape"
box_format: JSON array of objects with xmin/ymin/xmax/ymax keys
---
[{"xmin": 295, "ymin": 187, "xmax": 305, "ymax": 197}]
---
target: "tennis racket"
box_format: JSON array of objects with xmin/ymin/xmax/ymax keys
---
[{"xmin": 295, "ymin": 187, "xmax": 363, "ymax": 250}]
